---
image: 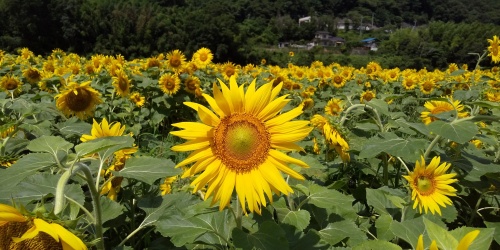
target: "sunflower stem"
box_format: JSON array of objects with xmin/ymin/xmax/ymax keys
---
[
  {"xmin": 424, "ymin": 135, "xmax": 441, "ymax": 159},
  {"xmin": 235, "ymin": 195, "xmax": 242, "ymax": 230},
  {"xmin": 397, "ymin": 157, "xmax": 411, "ymax": 173},
  {"xmin": 286, "ymin": 175, "xmax": 296, "ymax": 211},
  {"xmin": 79, "ymin": 163, "xmax": 105, "ymax": 249}
]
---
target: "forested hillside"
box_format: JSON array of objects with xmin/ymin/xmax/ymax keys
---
[{"xmin": 1, "ymin": 0, "xmax": 500, "ymax": 68}]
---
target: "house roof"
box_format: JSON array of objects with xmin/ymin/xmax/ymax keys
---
[{"xmin": 361, "ymin": 38, "xmax": 376, "ymax": 43}]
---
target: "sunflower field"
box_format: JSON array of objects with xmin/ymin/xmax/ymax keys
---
[{"xmin": 0, "ymin": 37, "xmax": 500, "ymax": 250}]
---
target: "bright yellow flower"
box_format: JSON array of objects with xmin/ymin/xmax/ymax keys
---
[
  {"xmin": 159, "ymin": 73, "xmax": 181, "ymax": 96},
  {"xmin": 488, "ymin": 35, "xmax": 500, "ymax": 63},
  {"xmin": 184, "ymin": 75, "xmax": 201, "ymax": 94},
  {"xmin": 420, "ymin": 97, "xmax": 467, "ymax": 125},
  {"xmin": 419, "ymin": 78, "xmax": 437, "ymax": 95},
  {"xmin": 220, "ymin": 62, "xmax": 238, "ymax": 80},
  {"xmin": 403, "ymin": 156, "xmax": 458, "ymax": 215},
  {"xmin": 0, "ymin": 204, "xmax": 87, "ymax": 250},
  {"xmin": 166, "ymin": 49, "xmax": 186, "ymax": 72},
  {"xmin": 360, "ymin": 90, "xmax": 376, "ymax": 103},
  {"xmin": 324, "ymin": 98, "xmax": 343, "ymax": 116},
  {"xmin": 310, "ymin": 114, "xmax": 328, "ymax": 129},
  {"xmin": 22, "ymin": 68, "xmax": 42, "ymax": 84},
  {"xmin": 129, "ymin": 92, "xmax": 146, "ymax": 107},
  {"xmin": 160, "ymin": 176, "xmax": 177, "ymax": 195},
  {"xmin": 0, "ymin": 75, "xmax": 22, "ymax": 94},
  {"xmin": 112, "ymin": 70, "xmax": 132, "ymax": 97},
  {"xmin": 170, "ymin": 75, "xmax": 312, "ymax": 214},
  {"xmin": 80, "ymin": 118, "xmax": 126, "ymax": 142},
  {"xmin": 323, "ymin": 123, "xmax": 350, "ymax": 162},
  {"xmin": 416, "ymin": 230, "xmax": 479, "ymax": 250},
  {"xmin": 192, "ymin": 47, "xmax": 213, "ymax": 68},
  {"xmin": 54, "ymin": 81, "xmax": 102, "ymax": 120}
]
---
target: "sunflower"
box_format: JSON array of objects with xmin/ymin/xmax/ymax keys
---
[
  {"xmin": 184, "ymin": 75, "xmax": 201, "ymax": 94},
  {"xmin": 324, "ymin": 98, "xmax": 343, "ymax": 116},
  {"xmin": 312, "ymin": 137, "xmax": 321, "ymax": 154},
  {"xmin": 129, "ymin": 92, "xmax": 146, "ymax": 107},
  {"xmin": 289, "ymin": 51, "xmax": 295, "ymax": 57},
  {"xmin": 192, "ymin": 47, "xmax": 214, "ymax": 69},
  {"xmin": 486, "ymin": 91, "xmax": 500, "ymax": 102},
  {"xmin": 261, "ymin": 59, "xmax": 266, "ymax": 65},
  {"xmin": 323, "ymin": 123, "xmax": 350, "ymax": 162},
  {"xmin": 166, "ymin": 49, "xmax": 186, "ymax": 72},
  {"xmin": 403, "ymin": 156, "xmax": 458, "ymax": 215},
  {"xmin": 0, "ymin": 204, "xmax": 87, "ymax": 250},
  {"xmin": 22, "ymin": 68, "xmax": 42, "ymax": 84},
  {"xmin": 170, "ymin": 75, "xmax": 312, "ymax": 214},
  {"xmin": 310, "ymin": 114, "xmax": 328, "ymax": 129},
  {"xmin": 360, "ymin": 90, "xmax": 376, "ymax": 103},
  {"xmin": 419, "ymin": 78, "xmax": 437, "ymax": 95},
  {"xmin": 402, "ymin": 74, "xmax": 419, "ymax": 90},
  {"xmin": 488, "ymin": 35, "xmax": 500, "ymax": 64},
  {"xmin": 160, "ymin": 176, "xmax": 177, "ymax": 195},
  {"xmin": 301, "ymin": 98, "xmax": 314, "ymax": 110},
  {"xmin": 0, "ymin": 75, "xmax": 22, "ymax": 94},
  {"xmin": 420, "ymin": 97, "xmax": 468, "ymax": 125},
  {"xmin": 55, "ymin": 81, "xmax": 102, "ymax": 120},
  {"xmin": 80, "ymin": 118, "xmax": 126, "ymax": 142},
  {"xmin": 220, "ymin": 62, "xmax": 238, "ymax": 80},
  {"xmin": 112, "ymin": 69, "xmax": 132, "ymax": 97},
  {"xmin": 331, "ymin": 74, "xmax": 346, "ymax": 88},
  {"xmin": 158, "ymin": 73, "xmax": 181, "ymax": 96},
  {"xmin": 416, "ymin": 230, "xmax": 479, "ymax": 250}
]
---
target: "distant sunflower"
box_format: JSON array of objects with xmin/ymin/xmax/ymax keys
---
[
  {"xmin": 129, "ymin": 92, "xmax": 146, "ymax": 107},
  {"xmin": 360, "ymin": 90, "xmax": 376, "ymax": 103},
  {"xmin": 488, "ymin": 35, "xmax": 500, "ymax": 64},
  {"xmin": 289, "ymin": 51, "xmax": 295, "ymax": 57},
  {"xmin": 419, "ymin": 78, "xmax": 437, "ymax": 95},
  {"xmin": 184, "ymin": 75, "xmax": 201, "ymax": 94},
  {"xmin": 331, "ymin": 74, "xmax": 346, "ymax": 88},
  {"xmin": 158, "ymin": 73, "xmax": 181, "ymax": 96},
  {"xmin": 192, "ymin": 47, "xmax": 214, "ymax": 68},
  {"xmin": 112, "ymin": 70, "xmax": 132, "ymax": 97},
  {"xmin": 261, "ymin": 59, "xmax": 266, "ymax": 65},
  {"xmin": 323, "ymin": 123, "xmax": 350, "ymax": 162},
  {"xmin": 170, "ymin": 75, "xmax": 312, "ymax": 214},
  {"xmin": 0, "ymin": 75, "xmax": 22, "ymax": 94},
  {"xmin": 420, "ymin": 97, "xmax": 467, "ymax": 125},
  {"xmin": 80, "ymin": 118, "xmax": 126, "ymax": 142},
  {"xmin": 0, "ymin": 204, "xmax": 87, "ymax": 250},
  {"xmin": 220, "ymin": 62, "xmax": 238, "ymax": 80},
  {"xmin": 166, "ymin": 49, "xmax": 186, "ymax": 72},
  {"xmin": 301, "ymin": 98, "xmax": 314, "ymax": 110},
  {"xmin": 486, "ymin": 91, "xmax": 500, "ymax": 102},
  {"xmin": 324, "ymin": 98, "xmax": 343, "ymax": 116},
  {"xmin": 160, "ymin": 176, "xmax": 177, "ymax": 195},
  {"xmin": 22, "ymin": 68, "xmax": 42, "ymax": 84},
  {"xmin": 403, "ymin": 156, "xmax": 458, "ymax": 215},
  {"xmin": 55, "ymin": 81, "xmax": 102, "ymax": 120},
  {"xmin": 402, "ymin": 74, "xmax": 419, "ymax": 90}
]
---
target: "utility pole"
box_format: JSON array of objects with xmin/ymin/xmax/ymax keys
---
[{"xmin": 359, "ymin": 16, "xmax": 364, "ymax": 36}]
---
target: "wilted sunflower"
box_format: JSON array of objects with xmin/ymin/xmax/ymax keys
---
[
  {"xmin": 55, "ymin": 81, "xmax": 102, "ymax": 120},
  {"xmin": 22, "ymin": 67, "xmax": 42, "ymax": 84},
  {"xmin": 112, "ymin": 69, "xmax": 132, "ymax": 97},
  {"xmin": 420, "ymin": 97, "xmax": 468, "ymax": 125},
  {"xmin": 192, "ymin": 47, "xmax": 214, "ymax": 69},
  {"xmin": 129, "ymin": 92, "xmax": 146, "ymax": 107},
  {"xmin": 488, "ymin": 35, "xmax": 500, "ymax": 64},
  {"xmin": 0, "ymin": 204, "xmax": 87, "ymax": 250},
  {"xmin": 166, "ymin": 49, "xmax": 186, "ymax": 72},
  {"xmin": 159, "ymin": 73, "xmax": 181, "ymax": 96},
  {"xmin": 324, "ymin": 98, "xmax": 343, "ymax": 116},
  {"xmin": 403, "ymin": 156, "xmax": 458, "ymax": 215},
  {"xmin": 170, "ymin": 75, "xmax": 312, "ymax": 214},
  {"xmin": 323, "ymin": 123, "xmax": 350, "ymax": 162}
]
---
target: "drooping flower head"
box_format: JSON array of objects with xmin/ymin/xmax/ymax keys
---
[
  {"xmin": 170, "ymin": 75, "xmax": 312, "ymax": 214},
  {"xmin": 0, "ymin": 75, "xmax": 23, "ymax": 94},
  {"xmin": 0, "ymin": 204, "xmax": 87, "ymax": 249},
  {"xmin": 55, "ymin": 81, "xmax": 102, "ymax": 120},
  {"xmin": 403, "ymin": 156, "xmax": 458, "ymax": 215}
]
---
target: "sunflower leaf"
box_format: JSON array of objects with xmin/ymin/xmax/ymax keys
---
[
  {"xmin": 27, "ymin": 135, "xmax": 73, "ymax": 156},
  {"xmin": 450, "ymin": 226, "xmax": 494, "ymax": 250},
  {"xmin": 423, "ymin": 217, "xmax": 458, "ymax": 249},
  {"xmin": 352, "ymin": 240, "xmax": 402, "ymax": 250},
  {"xmin": 318, "ymin": 220, "xmax": 368, "ymax": 246},
  {"xmin": 389, "ymin": 217, "xmax": 425, "ymax": 249},
  {"xmin": 358, "ymin": 132, "xmax": 427, "ymax": 162},
  {"xmin": 114, "ymin": 157, "xmax": 181, "ymax": 185},
  {"xmin": 74, "ymin": 136, "xmax": 134, "ymax": 159},
  {"xmin": 232, "ymin": 221, "xmax": 288, "ymax": 250},
  {"xmin": 0, "ymin": 153, "xmax": 56, "ymax": 188},
  {"xmin": 427, "ymin": 120, "xmax": 478, "ymax": 144}
]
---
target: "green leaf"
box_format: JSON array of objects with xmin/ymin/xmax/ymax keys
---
[
  {"xmin": 27, "ymin": 135, "xmax": 73, "ymax": 155},
  {"xmin": 232, "ymin": 221, "xmax": 288, "ymax": 250},
  {"xmin": 359, "ymin": 132, "xmax": 427, "ymax": 162},
  {"xmin": 138, "ymin": 194, "xmax": 185, "ymax": 229},
  {"xmin": 375, "ymin": 214, "xmax": 395, "ymax": 241},
  {"xmin": 115, "ymin": 157, "xmax": 181, "ymax": 185},
  {"xmin": 306, "ymin": 184, "xmax": 357, "ymax": 220},
  {"xmin": 423, "ymin": 217, "xmax": 458, "ymax": 249},
  {"xmin": 100, "ymin": 197, "xmax": 124, "ymax": 224},
  {"xmin": 390, "ymin": 217, "xmax": 425, "ymax": 249},
  {"xmin": 352, "ymin": 240, "xmax": 402, "ymax": 250},
  {"xmin": 367, "ymin": 98, "xmax": 390, "ymax": 116},
  {"xmin": 427, "ymin": 120, "xmax": 478, "ymax": 144},
  {"xmin": 484, "ymin": 221, "xmax": 500, "ymax": 245},
  {"xmin": 75, "ymin": 136, "xmax": 134, "ymax": 159},
  {"xmin": 56, "ymin": 117, "xmax": 93, "ymax": 138},
  {"xmin": 318, "ymin": 220, "xmax": 367, "ymax": 246},
  {"xmin": 0, "ymin": 153, "xmax": 56, "ymax": 187},
  {"xmin": 450, "ymin": 227, "xmax": 494, "ymax": 250},
  {"xmin": 19, "ymin": 120, "xmax": 52, "ymax": 137},
  {"xmin": 275, "ymin": 202, "xmax": 311, "ymax": 231}
]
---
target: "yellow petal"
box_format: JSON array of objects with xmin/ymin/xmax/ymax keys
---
[
  {"xmin": 265, "ymin": 105, "xmax": 303, "ymax": 127},
  {"xmin": 416, "ymin": 234, "xmax": 424, "ymax": 250},
  {"xmin": 212, "ymin": 82, "xmax": 231, "ymax": 116},
  {"xmin": 429, "ymin": 240, "xmax": 438, "ymax": 250},
  {"xmin": 257, "ymin": 95, "xmax": 290, "ymax": 121},
  {"xmin": 246, "ymin": 82, "xmax": 273, "ymax": 116},
  {"xmin": 176, "ymin": 147, "xmax": 214, "ymax": 167},
  {"xmin": 269, "ymin": 149, "xmax": 309, "ymax": 168},
  {"xmin": 49, "ymin": 223, "xmax": 87, "ymax": 250},
  {"xmin": 0, "ymin": 204, "xmax": 26, "ymax": 222},
  {"xmin": 183, "ymin": 102, "xmax": 220, "ymax": 127},
  {"xmin": 202, "ymin": 93, "xmax": 225, "ymax": 118},
  {"xmin": 457, "ymin": 230, "xmax": 480, "ymax": 250},
  {"xmin": 170, "ymin": 138, "xmax": 211, "ymax": 152}
]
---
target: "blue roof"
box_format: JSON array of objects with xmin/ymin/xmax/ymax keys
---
[{"xmin": 361, "ymin": 38, "xmax": 376, "ymax": 42}]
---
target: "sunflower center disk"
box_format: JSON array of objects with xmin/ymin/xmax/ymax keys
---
[
  {"xmin": 66, "ymin": 88, "xmax": 92, "ymax": 111},
  {"xmin": 214, "ymin": 113, "xmax": 270, "ymax": 173},
  {"xmin": 416, "ymin": 176, "xmax": 435, "ymax": 195}
]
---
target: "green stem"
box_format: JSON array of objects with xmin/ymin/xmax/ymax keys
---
[
  {"xmin": 286, "ymin": 175, "xmax": 296, "ymax": 211},
  {"xmin": 235, "ymin": 195, "xmax": 242, "ymax": 230},
  {"xmin": 423, "ymin": 135, "xmax": 441, "ymax": 159},
  {"xmin": 397, "ymin": 157, "xmax": 411, "ymax": 173},
  {"xmin": 65, "ymin": 196, "xmax": 95, "ymax": 223}
]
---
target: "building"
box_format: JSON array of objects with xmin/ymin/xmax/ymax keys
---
[{"xmin": 312, "ymin": 31, "xmax": 345, "ymax": 47}]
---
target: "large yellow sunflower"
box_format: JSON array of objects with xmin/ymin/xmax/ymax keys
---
[
  {"xmin": 158, "ymin": 73, "xmax": 181, "ymax": 96},
  {"xmin": 55, "ymin": 81, "xmax": 102, "ymax": 120},
  {"xmin": 488, "ymin": 35, "xmax": 500, "ymax": 64},
  {"xmin": 420, "ymin": 97, "xmax": 467, "ymax": 125},
  {"xmin": 403, "ymin": 156, "xmax": 458, "ymax": 215},
  {"xmin": 0, "ymin": 204, "xmax": 87, "ymax": 250},
  {"xmin": 166, "ymin": 49, "xmax": 187, "ymax": 72},
  {"xmin": 170, "ymin": 75, "xmax": 312, "ymax": 214},
  {"xmin": 192, "ymin": 47, "xmax": 214, "ymax": 69},
  {"xmin": 22, "ymin": 67, "xmax": 42, "ymax": 84}
]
